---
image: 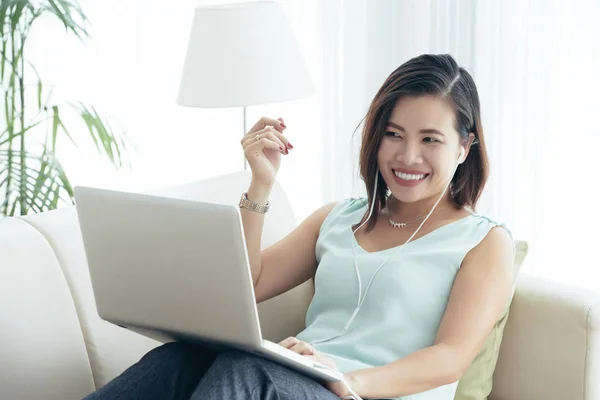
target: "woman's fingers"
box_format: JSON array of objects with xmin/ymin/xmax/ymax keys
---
[
  {"xmin": 242, "ymin": 127, "xmax": 289, "ymax": 153},
  {"xmin": 278, "ymin": 336, "xmax": 300, "ymax": 349},
  {"xmin": 278, "ymin": 337, "xmax": 316, "ymax": 355},
  {"xmin": 289, "ymin": 341, "xmax": 316, "ymax": 355},
  {"xmin": 248, "ymin": 116, "xmax": 286, "ymax": 135},
  {"xmin": 242, "ymin": 127, "xmax": 284, "ymax": 148},
  {"xmin": 243, "ymin": 137, "xmax": 281, "ymax": 156}
]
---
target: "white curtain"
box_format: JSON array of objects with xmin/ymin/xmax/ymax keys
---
[
  {"xmin": 23, "ymin": 0, "xmax": 600, "ymax": 289},
  {"xmin": 319, "ymin": 0, "xmax": 600, "ymax": 290}
]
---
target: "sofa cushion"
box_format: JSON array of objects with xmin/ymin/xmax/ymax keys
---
[
  {"xmin": 0, "ymin": 217, "xmax": 95, "ymax": 400},
  {"xmin": 454, "ymin": 240, "xmax": 529, "ymax": 400}
]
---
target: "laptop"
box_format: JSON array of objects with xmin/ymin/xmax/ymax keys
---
[{"xmin": 73, "ymin": 186, "xmax": 343, "ymax": 383}]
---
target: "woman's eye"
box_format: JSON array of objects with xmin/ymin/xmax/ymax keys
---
[
  {"xmin": 423, "ymin": 137, "xmax": 440, "ymax": 143},
  {"xmin": 385, "ymin": 131, "xmax": 401, "ymax": 138}
]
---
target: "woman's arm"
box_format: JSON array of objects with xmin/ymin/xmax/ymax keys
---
[
  {"xmin": 237, "ymin": 116, "xmax": 339, "ymax": 304},
  {"xmin": 344, "ymin": 226, "xmax": 515, "ymax": 399},
  {"xmin": 250, "ymin": 200, "xmax": 338, "ymax": 303}
]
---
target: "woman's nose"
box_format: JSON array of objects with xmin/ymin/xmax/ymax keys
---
[{"xmin": 396, "ymin": 143, "xmax": 422, "ymax": 165}]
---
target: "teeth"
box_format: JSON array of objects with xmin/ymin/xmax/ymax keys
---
[{"xmin": 394, "ymin": 170, "xmax": 427, "ymax": 180}]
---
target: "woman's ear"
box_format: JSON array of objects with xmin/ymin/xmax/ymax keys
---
[{"xmin": 460, "ymin": 133, "xmax": 476, "ymax": 164}]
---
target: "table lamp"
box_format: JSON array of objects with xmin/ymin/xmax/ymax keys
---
[{"xmin": 176, "ymin": 0, "xmax": 315, "ymax": 169}]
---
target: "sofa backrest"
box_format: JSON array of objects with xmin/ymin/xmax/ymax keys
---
[
  {"xmin": 18, "ymin": 206, "xmax": 161, "ymax": 391},
  {"xmin": 0, "ymin": 217, "xmax": 95, "ymax": 400}
]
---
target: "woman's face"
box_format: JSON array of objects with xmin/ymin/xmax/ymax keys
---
[{"xmin": 377, "ymin": 95, "xmax": 468, "ymax": 204}]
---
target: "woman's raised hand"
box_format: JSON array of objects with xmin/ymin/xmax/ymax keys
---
[{"xmin": 241, "ymin": 117, "xmax": 292, "ymax": 187}]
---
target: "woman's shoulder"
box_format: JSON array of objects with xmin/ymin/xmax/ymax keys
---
[
  {"xmin": 329, "ymin": 197, "xmax": 369, "ymax": 219},
  {"xmin": 316, "ymin": 197, "xmax": 368, "ymax": 236},
  {"xmin": 467, "ymin": 211, "xmax": 512, "ymax": 238},
  {"xmin": 460, "ymin": 210, "xmax": 516, "ymax": 258}
]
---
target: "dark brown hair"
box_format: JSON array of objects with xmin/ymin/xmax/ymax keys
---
[{"xmin": 356, "ymin": 54, "xmax": 489, "ymax": 232}]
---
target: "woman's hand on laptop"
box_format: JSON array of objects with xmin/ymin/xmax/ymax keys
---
[
  {"xmin": 278, "ymin": 337, "xmax": 353, "ymax": 398},
  {"xmin": 241, "ymin": 116, "xmax": 292, "ymax": 187},
  {"xmin": 278, "ymin": 336, "xmax": 322, "ymax": 357}
]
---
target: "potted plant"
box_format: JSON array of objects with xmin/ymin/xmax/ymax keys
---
[{"xmin": 0, "ymin": 0, "xmax": 128, "ymax": 216}]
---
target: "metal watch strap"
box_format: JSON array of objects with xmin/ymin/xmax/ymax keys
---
[{"xmin": 239, "ymin": 192, "xmax": 270, "ymax": 213}]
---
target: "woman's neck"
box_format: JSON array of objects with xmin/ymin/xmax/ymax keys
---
[{"xmin": 386, "ymin": 192, "xmax": 455, "ymax": 222}]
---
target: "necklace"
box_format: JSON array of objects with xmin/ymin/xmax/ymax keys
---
[{"xmin": 387, "ymin": 202, "xmax": 452, "ymax": 228}]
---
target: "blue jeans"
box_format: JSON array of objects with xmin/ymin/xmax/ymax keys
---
[{"xmin": 83, "ymin": 342, "xmax": 340, "ymax": 400}]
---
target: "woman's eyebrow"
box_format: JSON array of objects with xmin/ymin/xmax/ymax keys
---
[{"xmin": 387, "ymin": 121, "xmax": 445, "ymax": 136}]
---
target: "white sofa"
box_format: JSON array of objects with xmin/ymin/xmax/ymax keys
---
[{"xmin": 1, "ymin": 171, "xmax": 599, "ymax": 400}]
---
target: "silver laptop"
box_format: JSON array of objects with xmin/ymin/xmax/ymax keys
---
[{"xmin": 74, "ymin": 186, "xmax": 342, "ymax": 383}]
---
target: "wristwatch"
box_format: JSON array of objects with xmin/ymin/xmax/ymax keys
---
[{"xmin": 239, "ymin": 192, "xmax": 270, "ymax": 214}]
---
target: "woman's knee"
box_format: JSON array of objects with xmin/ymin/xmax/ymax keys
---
[
  {"xmin": 210, "ymin": 350, "xmax": 273, "ymax": 378},
  {"xmin": 214, "ymin": 350, "xmax": 258, "ymax": 367},
  {"xmin": 141, "ymin": 341, "xmax": 197, "ymax": 365}
]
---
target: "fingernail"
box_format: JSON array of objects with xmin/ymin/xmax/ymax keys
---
[
  {"xmin": 287, "ymin": 143, "xmax": 293, "ymax": 149},
  {"xmin": 279, "ymin": 146, "xmax": 284, "ymax": 151}
]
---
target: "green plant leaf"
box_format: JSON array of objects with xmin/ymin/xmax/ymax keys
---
[
  {"xmin": 1, "ymin": 39, "xmax": 6, "ymax": 83},
  {"xmin": 56, "ymin": 0, "xmax": 89, "ymax": 26},
  {"xmin": 26, "ymin": 168, "xmax": 54, "ymax": 211},
  {"xmin": 46, "ymin": 0, "xmax": 88, "ymax": 41},
  {"xmin": 70, "ymin": 102, "xmax": 126, "ymax": 168},
  {"xmin": 9, "ymin": 199, "xmax": 17, "ymax": 216},
  {"xmin": 0, "ymin": 118, "xmax": 47, "ymax": 146},
  {"xmin": 0, "ymin": 2, "xmax": 10, "ymax": 38},
  {"xmin": 4, "ymin": 80, "xmax": 13, "ymax": 135},
  {"xmin": 37, "ymin": 74, "xmax": 42, "ymax": 108},
  {"xmin": 49, "ymin": 105, "xmax": 75, "ymax": 150},
  {"xmin": 51, "ymin": 104, "xmax": 60, "ymax": 150},
  {"xmin": 1, "ymin": 0, "xmax": 130, "ymax": 216},
  {"xmin": 27, "ymin": 152, "xmax": 49, "ymax": 206},
  {"xmin": 0, "ymin": 148, "xmax": 74, "ymax": 215},
  {"xmin": 7, "ymin": 2, "xmax": 34, "ymax": 74},
  {"xmin": 10, "ymin": 1, "xmax": 28, "ymax": 35},
  {"xmin": 43, "ymin": 147, "xmax": 73, "ymax": 198}
]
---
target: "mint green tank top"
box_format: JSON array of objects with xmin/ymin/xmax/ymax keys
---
[{"xmin": 295, "ymin": 197, "xmax": 508, "ymax": 400}]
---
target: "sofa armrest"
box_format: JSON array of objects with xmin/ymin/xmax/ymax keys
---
[{"xmin": 491, "ymin": 274, "xmax": 600, "ymax": 400}]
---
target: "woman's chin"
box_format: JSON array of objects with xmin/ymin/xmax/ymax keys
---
[{"xmin": 388, "ymin": 189, "xmax": 425, "ymax": 204}]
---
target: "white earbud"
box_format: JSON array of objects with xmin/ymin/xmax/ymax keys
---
[{"xmin": 458, "ymin": 147, "xmax": 466, "ymax": 163}]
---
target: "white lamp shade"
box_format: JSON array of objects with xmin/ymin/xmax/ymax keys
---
[{"xmin": 177, "ymin": 0, "xmax": 315, "ymax": 108}]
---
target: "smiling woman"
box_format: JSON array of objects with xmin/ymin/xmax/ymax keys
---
[
  {"xmin": 291, "ymin": 54, "xmax": 515, "ymax": 400},
  {"xmin": 356, "ymin": 55, "xmax": 487, "ymax": 234}
]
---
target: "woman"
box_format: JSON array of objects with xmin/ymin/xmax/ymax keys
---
[{"xmin": 84, "ymin": 54, "xmax": 514, "ymax": 400}]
